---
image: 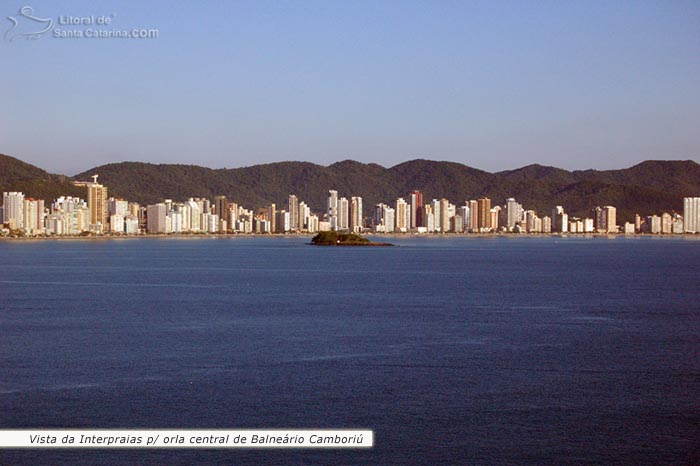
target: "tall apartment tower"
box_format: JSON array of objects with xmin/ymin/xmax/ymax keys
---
[
  {"xmin": 146, "ymin": 203, "xmax": 167, "ymax": 233},
  {"xmin": 2, "ymin": 191, "xmax": 25, "ymax": 230},
  {"xmin": 409, "ymin": 190, "xmax": 423, "ymax": 229},
  {"xmin": 298, "ymin": 201, "xmax": 309, "ymax": 230},
  {"xmin": 468, "ymin": 200, "xmax": 479, "ymax": 231},
  {"xmin": 439, "ymin": 198, "xmax": 451, "ymax": 233},
  {"xmin": 338, "ymin": 197, "xmax": 349, "ymax": 231},
  {"xmin": 684, "ymin": 197, "xmax": 700, "ymax": 233},
  {"xmin": 430, "ymin": 199, "xmax": 441, "ymax": 232},
  {"xmin": 288, "ymin": 194, "xmax": 299, "ymax": 231},
  {"xmin": 213, "ymin": 195, "xmax": 228, "ymax": 220},
  {"xmin": 552, "ymin": 206, "xmax": 568, "ymax": 233},
  {"xmin": 22, "ymin": 198, "xmax": 45, "ymax": 235},
  {"xmin": 268, "ymin": 203, "xmax": 277, "ymax": 233},
  {"xmin": 506, "ymin": 198, "xmax": 522, "ymax": 230},
  {"xmin": 395, "ymin": 197, "xmax": 410, "ymax": 232},
  {"xmin": 327, "ymin": 190, "xmax": 339, "ymax": 231},
  {"xmin": 350, "ymin": 196, "xmax": 363, "ymax": 232},
  {"xmin": 87, "ymin": 175, "xmax": 108, "ymax": 232},
  {"xmin": 603, "ymin": 206, "xmax": 617, "ymax": 233},
  {"xmin": 477, "ymin": 197, "xmax": 491, "ymax": 230},
  {"xmin": 592, "ymin": 206, "xmax": 605, "ymax": 232}
]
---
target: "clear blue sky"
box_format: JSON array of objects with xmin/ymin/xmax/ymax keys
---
[{"xmin": 2, "ymin": 0, "xmax": 699, "ymax": 175}]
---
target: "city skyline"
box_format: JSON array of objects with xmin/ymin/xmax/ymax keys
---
[{"xmin": 3, "ymin": 176, "xmax": 699, "ymax": 237}]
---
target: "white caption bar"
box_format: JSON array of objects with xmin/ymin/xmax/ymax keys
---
[{"xmin": 0, "ymin": 429, "xmax": 373, "ymax": 449}]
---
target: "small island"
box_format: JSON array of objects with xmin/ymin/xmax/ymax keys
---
[{"xmin": 310, "ymin": 231, "xmax": 393, "ymax": 246}]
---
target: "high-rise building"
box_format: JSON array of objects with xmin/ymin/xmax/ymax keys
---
[
  {"xmin": 592, "ymin": 206, "xmax": 604, "ymax": 231},
  {"xmin": 328, "ymin": 190, "xmax": 338, "ymax": 231},
  {"xmin": 307, "ymin": 214, "xmax": 319, "ymax": 233},
  {"xmin": 430, "ymin": 199, "xmax": 441, "ymax": 232},
  {"xmin": 108, "ymin": 198, "xmax": 129, "ymax": 218},
  {"xmin": 477, "ymin": 198, "xmax": 491, "ymax": 230},
  {"xmin": 276, "ymin": 210, "xmax": 290, "ymax": 232},
  {"xmin": 684, "ymin": 197, "xmax": 700, "ymax": 233},
  {"xmin": 87, "ymin": 175, "xmax": 108, "ymax": 233},
  {"xmin": 338, "ymin": 197, "xmax": 349, "ymax": 231},
  {"xmin": 490, "ymin": 206, "xmax": 501, "ymax": 231},
  {"xmin": 2, "ymin": 191, "xmax": 25, "ymax": 230},
  {"xmin": 374, "ymin": 204, "xmax": 395, "ymax": 233},
  {"xmin": 425, "ymin": 210, "xmax": 435, "ymax": 232},
  {"xmin": 395, "ymin": 198, "xmax": 410, "ymax": 232},
  {"xmin": 298, "ymin": 201, "xmax": 310, "ymax": 230},
  {"xmin": 350, "ymin": 196, "xmax": 363, "ymax": 232},
  {"xmin": 458, "ymin": 205, "xmax": 469, "ymax": 231},
  {"xmin": 146, "ymin": 204, "xmax": 167, "ymax": 233},
  {"xmin": 468, "ymin": 200, "xmax": 478, "ymax": 232},
  {"xmin": 542, "ymin": 216, "xmax": 552, "ymax": 233},
  {"xmin": 552, "ymin": 206, "xmax": 568, "ymax": 233},
  {"xmin": 268, "ymin": 203, "xmax": 276, "ymax": 233},
  {"xmin": 661, "ymin": 212, "xmax": 673, "ymax": 234},
  {"xmin": 22, "ymin": 198, "xmax": 44, "ymax": 235},
  {"xmin": 592, "ymin": 205, "xmax": 617, "ymax": 233},
  {"xmin": 439, "ymin": 198, "xmax": 451, "ymax": 233},
  {"xmin": 506, "ymin": 198, "xmax": 523, "ymax": 230},
  {"xmin": 451, "ymin": 214, "xmax": 464, "ymax": 233},
  {"xmin": 603, "ymin": 206, "xmax": 617, "ymax": 233},
  {"xmin": 646, "ymin": 215, "xmax": 661, "ymax": 234},
  {"xmin": 288, "ymin": 194, "xmax": 299, "ymax": 231},
  {"xmin": 409, "ymin": 190, "xmax": 423, "ymax": 229},
  {"xmin": 214, "ymin": 195, "xmax": 228, "ymax": 221},
  {"xmin": 525, "ymin": 210, "xmax": 538, "ymax": 233}
]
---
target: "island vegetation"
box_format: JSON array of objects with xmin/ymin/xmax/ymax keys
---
[{"xmin": 311, "ymin": 231, "xmax": 393, "ymax": 246}]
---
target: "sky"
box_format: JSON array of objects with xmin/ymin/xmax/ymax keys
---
[{"xmin": 1, "ymin": 0, "xmax": 699, "ymax": 175}]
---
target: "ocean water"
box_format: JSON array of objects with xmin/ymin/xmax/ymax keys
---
[{"xmin": 1, "ymin": 236, "xmax": 699, "ymax": 465}]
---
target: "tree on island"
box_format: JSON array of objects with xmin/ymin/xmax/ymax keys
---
[{"xmin": 310, "ymin": 231, "xmax": 392, "ymax": 246}]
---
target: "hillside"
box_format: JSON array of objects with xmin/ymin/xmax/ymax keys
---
[
  {"xmin": 2, "ymin": 153, "xmax": 698, "ymax": 223},
  {"xmin": 0, "ymin": 154, "xmax": 84, "ymax": 201},
  {"xmin": 74, "ymin": 158, "xmax": 700, "ymax": 222}
]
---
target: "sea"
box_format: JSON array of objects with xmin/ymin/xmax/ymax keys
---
[{"xmin": 1, "ymin": 235, "xmax": 699, "ymax": 465}]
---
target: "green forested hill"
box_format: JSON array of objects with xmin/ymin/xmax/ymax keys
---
[
  {"xmin": 2, "ymin": 152, "xmax": 698, "ymax": 222},
  {"xmin": 0, "ymin": 154, "xmax": 84, "ymax": 201}
]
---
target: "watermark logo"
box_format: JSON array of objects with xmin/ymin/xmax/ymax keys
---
[
  {"xmin": 4, "ymin": 5, "xmax": 158, "ymax": 42},
  {"xmin": 5, "ymin": 6, "xmax": 53, "ymax": 41}
]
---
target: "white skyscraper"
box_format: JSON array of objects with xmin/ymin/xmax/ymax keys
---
[
  {"xmin": 350, "ymin": 196, "xmax": 363, "ymax": 232},
  {"xmin": 684, "ymin": 197, "xmax": 700, "ymax": 233},
  {"xmin": 328, "ymin": 190, "xmax": 339, "ymax": 231},
  {"xmin": 298, "ymin": 201, "xmax": 310, "ymax": 230},
  {"xmin": 383, "ymin": 205, "xmax": 395, "ymax": 233},
  {"xmin": 186, "ymin": 199, "xmax": 202, "ymax": 232},
  {"xmin": 552, "ymin": 206, "xmax": 568, "ymax": 233},
  {"xmin": 440, "ymin": 198, "xmax": 451, "ymax": 233},
  {"xmin": 108, "ymin": 198, "xmax": 129, "ymax": 217},
  {"xmin": 431, "ymin": 199, "xmax": 441, "ymax": 232},
  {"xmin": 506, "ymin": 198, "xmax": 523, "ymax": 230},
  {"xmin": 603, "ymin": 206, "xmax": 617, "ymax": 233},
  {"xmin": 338, "ymin": 197, "xmax": 349, "ymax": 231},
  {"xmin": 373, "ymin": 203, "xmax": 395, "ymax": 232},
  {"xmin": 2, "ymin": 191, "xmax": 25, "ymax": 230},
  {"xmin": 22, "ymin": 198, "xmax": 44, "ymax": 235},
  {"xmin": 288, "ymin": 194, "xmax": 299, "ymax": 231},
  {"xmin": 395, "ymin": 198, "xmax": 410, "ymax": 232}
]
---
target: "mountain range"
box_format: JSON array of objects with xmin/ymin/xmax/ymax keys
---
[{"xmin": 2, "ymin": 153, "xmax": 699, "ymax": 222}]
